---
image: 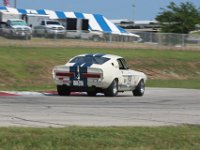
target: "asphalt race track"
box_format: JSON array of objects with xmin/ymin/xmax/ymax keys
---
[{"xmin": 0, "ymin": 88, "xmax": 200, "ymax": 127}]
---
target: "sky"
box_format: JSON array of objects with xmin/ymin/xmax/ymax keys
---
[{"xmin": 1, "ymin": 0, "xmax": 200, "ymax": 20}]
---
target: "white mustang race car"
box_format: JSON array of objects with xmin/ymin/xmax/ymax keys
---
[{"xmin": 52, "ymin": 53, "xmax": 147, "ymax": 96}]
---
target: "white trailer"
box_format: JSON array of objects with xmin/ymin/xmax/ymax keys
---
[
  {"xmin": 22, "ymin": 14, "xmax": 50, "ymax": 27},
  {"xmin": 0, "ymin": 11, "xmax": 21, "ymax": 22}
]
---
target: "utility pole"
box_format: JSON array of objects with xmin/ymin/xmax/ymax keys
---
[
  {"xmin": 132, "ymin": 0, "xmax": 135, "ymax": 22},
  {"xmin": 14, "ymin": 0, "xmax": 17, "ymax": 8},
  {"xmin": 3, "ymin": 0, "xmax": 10, "ymax": 6}
]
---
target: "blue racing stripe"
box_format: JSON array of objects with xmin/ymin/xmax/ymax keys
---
[
  {"xmin": 69, "ymin": 54, "xmax": 106, "ymax": 87},
  {"xmin": 82, "ymin": 54, "xmax": 94, "ymax": 67},
  {"xmin": 93, "ymin": 14, "xmax": 112, "ymax": 33},
  {"xmin": 70, "ymin": 66, "xmax": 87, "ymax": 87},
  {"xmin": 71, "ymin": 53, "xmax": 105, "ymax": 67},
  {"xmin": 85, "ymin": 53, "xmax": 93, "ymax": 56},
  {"xmin": 94, "ymin": 53, "xmax": 105, "ymax": 57},
  {"xmin": 79, "ymin": 67, "xmax": 87, "ymax": 87},
  {"xmin": 70, "ymin": 66, "xmax": 77, "ymax": 85},
  {"xmin": 0, "ymin": 6, "xmax": 7, "ymax": 10}
]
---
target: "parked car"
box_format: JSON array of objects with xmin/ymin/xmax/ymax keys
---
[
  {"xmin": 66, "ymin": 30, "xmax": 105, "ymax": 41},
  {"xmin": 0, "ymin": 21, "xmax": 7, "ymax": 36},
  {"xmin": 33, "ymin": 20, "xmax": 65, "ymax": 38},
  {"xmin": 52, "ymin": 53, "xmax": 147, "ymax": 97},
  {"xmin": 1, "ymin": 19, "xmax": 32, "ymax": 40}
]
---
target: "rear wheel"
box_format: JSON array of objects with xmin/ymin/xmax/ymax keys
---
[
  {"xmin": 104, "ymin": 79, "xmax": 118, "ymax": 97},
  {"xmin": 25, "ymin": 35, "xmax": 31, "ymax": 40},
  {"xmin": 44, "ymin": 31, "xmax": 49, "ymax": 38},
  {"xmin": 87, "ymin": 91, "xmax": 97, "ymax": 96},
  {"xmin": 57, "ymin": 85, "xmax": 70, "ymax": 96},
  {"xmin": 132, "ymin": 80, "xmax": 145, "ymax": 96}
]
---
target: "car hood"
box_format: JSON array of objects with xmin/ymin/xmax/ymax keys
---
[{"xmin": 11, "ymin": 25, "xmax": 31, "ymax": 30}]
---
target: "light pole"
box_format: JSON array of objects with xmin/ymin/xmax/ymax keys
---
[
  {"xmin": 14, "ymin": 0, "xmax": 17, "ymax": 8},
  {"xmin": 132, "ymin": 0, "xmax": 135, "ymax": 21}
]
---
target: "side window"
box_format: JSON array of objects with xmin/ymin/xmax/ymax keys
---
[
  {"xmin": 117, "ymin": 59, "xmax": 123, "ymax": 69},
  {"xmin": 117, "ymin": 59, "xmax": 128, "ymax": 70},
  {"xmin": 41, "ymin": 21, "xmax": 45, "ymax": 25},
  {"xmin": 121, "ymin": 58, "xmax": 129, "ymax": 69},
  {"xmin": 117, "ymin": 58, "xmax": 129, "ymax": 70},
  {"xmin": 7, "ymin": 20, "xmax": 11, "ymax": 25}
]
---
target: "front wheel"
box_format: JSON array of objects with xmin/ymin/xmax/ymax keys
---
[
  {"xmin": 104, "ymin": 79, "xmax": 118, "ymax": 97},
  {"xmin": 44, "ymin": 31, "xmax": 49, "ymax": 38},
  {"xmin": 132, "ymin": 80, "xmax": 145, "ymax": 96},
  {"xmin": 57, "ymin": 85, "xmax": 70, "ymax": 96},
  {"xmin": 24, "ymin": 35, "xmax": 32, "ymax": 40}
]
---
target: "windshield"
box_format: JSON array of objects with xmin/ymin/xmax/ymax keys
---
[
  {"xmin": 47, "ymin": 21, "xmax": 60, "ymax": 25},
  {"xmin": 69, "ymin": 55, "xmax": 110, "ymax": 65},
  {"xmin": 9, "ymin": 20, "xmax": 27, "ymax": 26}
]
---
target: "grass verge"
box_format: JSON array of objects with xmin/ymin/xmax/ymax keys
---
[
  {"xmin": 0, "ymin": 42, "xmax": 200, "ymax": 149},
  {"xmin": 0, "ymin": 125, "xmax": 200, "ymax": 150},
  {"xmin": 147, "ymin": 79, "xmax": 200, "ymax": 89},
  {"xmin": 0, "ymin": 46, "xmax": 200, "ymax": 90}
]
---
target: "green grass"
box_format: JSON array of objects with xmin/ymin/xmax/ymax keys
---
[
  {"xmin": 147, "ymin": 79, "xmax": 200, "ymax": 89},
  {"xmin": 0, "ymin": 46, "xmax": 200, "ymax": 90},
  {"xmin": 0, "ymin": 126, "xmax": 200, "ymax": 150},
  {"xmin": 0, "ymin": 44, "xmax": 200, "ymax": 149}
]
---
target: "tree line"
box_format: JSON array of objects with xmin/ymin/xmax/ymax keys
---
[{"xmin": 156, "ymin": 2, "xmax": 200, "ymax": 34}]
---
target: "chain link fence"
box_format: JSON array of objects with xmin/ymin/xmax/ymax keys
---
[
  {"xmin": 0, "ymin": 27, "xmax": 141, "ymax": 42},
  {"xmin": 1, "ymin": 27, "xmax": 200, "ymax": 48},
  {"xmin": 134, "ymin": 31, "xmax": 200, "ymax": 48}
]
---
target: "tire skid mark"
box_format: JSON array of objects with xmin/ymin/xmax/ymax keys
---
[{"xmin": 0, "ymin": 91, "xmax": 86, "ymax": 96}]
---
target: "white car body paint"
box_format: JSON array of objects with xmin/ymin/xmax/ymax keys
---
[{"xmin": 52, "ymin": 54, "xmax": 147, "ymax": 95}]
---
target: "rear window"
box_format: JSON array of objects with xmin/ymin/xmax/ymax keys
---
[{"xmin": 69, "ymin": 55, "xmax": 110, "ymax": 65}]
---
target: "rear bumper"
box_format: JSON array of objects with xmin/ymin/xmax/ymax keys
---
[
  {"xmin": 53, "ymin": 78, "xmax": 108, "ymax": 92},
  {"xmin": 47, "ymin": 30, "xmax": 65, "ymax": 35},
  {"xmin": 65, "ymin": 86, "xmax": 105, "ymax": 93}
]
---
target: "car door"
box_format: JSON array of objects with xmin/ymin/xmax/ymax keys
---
[
  {"xmin": 117, "ymin": 58, "xmax": 134, "ymax": 91},
  {"xmin": 3, "ymin": 23, "xmax": 10, "ymax": 35},
  {"xmin": 36, "ymin": 21, "xmax": 45, "ymax": 34}
]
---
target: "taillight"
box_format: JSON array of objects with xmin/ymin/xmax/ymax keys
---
[
  {"xmin": 56, "ymin": 72, "xmax": 74, "ymax": 77},
  {"xmin": 81, "ymin": 73, "xmax": 101, "ymax": 78}
]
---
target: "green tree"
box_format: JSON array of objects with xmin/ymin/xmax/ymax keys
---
[{"xmin": 156, "ymin": 2, "xmax": 200, "ymax": 34}]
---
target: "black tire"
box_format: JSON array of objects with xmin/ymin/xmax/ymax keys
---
[
  {"xmin": 33, "ymin": 31, "xmax": 37, "ymax": 37},
  {"xmin": 87, "ymin": 91, "xmax": 97, "ymax": 96},
  {"xmin": 34, "ymin": 30, "xmax": 40, "ymax": 37},
  {"xmin": 28, "ymin": 35, "xmax": 32, "ymax": 40},
  {"xmin": 132, "ymin": 80, "xmax": 145, "ymax": 96},
  {"xmin": 44, "ymin": 31, "xmax": 48, "ymax": 38},
  {"xmin": 8, "ymin": 31, "xmax": 14, "ymax": 39},
  {"xmin": 104, "ymin": 79, "xmax": 118, "ymax": 97},
  {"xmin": 24, "ymin": 35, "xmax": 31, "ymax": 40},
  {"xmin": 57, "ymin": 85, "xmax": 70, "ymax": 96}
]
